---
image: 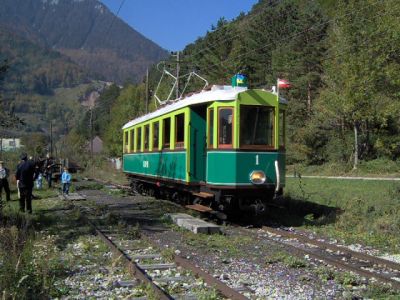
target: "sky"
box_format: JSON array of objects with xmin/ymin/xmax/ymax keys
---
[{"xmin": 100, "ymin": 0, "xmax": 258, "ymax": 51}]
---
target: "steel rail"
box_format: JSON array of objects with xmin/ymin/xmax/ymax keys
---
[
  {"xmin": 72, "ymin": 192, "xmax": 250, "ymax": 300},
  {"xmin": 89, "ymin": 179, "xmax": 400, "ymax": 292},
  {"xmin": 261, "ymin": 227, "xmax": 400, "ymax": 290},
  {"xmin": 140, "ymin": 235, "xmax": 250, "ymax": 300},
  {"xmin": 264, "ymin": 226, "xmax": 400, "ymax": 272},
  {"xmin": 86, "ymin": 218, "xmax": 173, "ymax": 300},
  {"xmin": 174, "ymin": 255, "xmax": 249, "ymax": 300}
]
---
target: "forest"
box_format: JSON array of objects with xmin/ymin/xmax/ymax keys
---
[
  {"xmin": 85, "ymin": 0, "xmax": 400, "ymax": 171},
  {"xmin": 1, "ymin": 0, "xmax": 400, "ymax": 171}
]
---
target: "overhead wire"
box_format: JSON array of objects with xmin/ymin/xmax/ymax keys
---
[
  {"xmin": 104, "ymin": 0, "xmax": 127, "ymax": 38},
  {"xmin": 182, "ymin": 0, "xmax": 385, "ymax": 73},
  {"xmin": 184, "ymin": 2, "xmax": 276, "ymax": 59},
  {"xmin": 249, "ymin": 5, "xmax": 398, "ymax": 87}
]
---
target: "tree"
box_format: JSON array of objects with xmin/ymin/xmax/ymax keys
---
[
  {"xmin": 0, "ymin": 59, "xmax": 24, "ymax": 128},
  {"xmin": 318, "ymin": 0, "xmax": 400, "ymax": 168},
  {"xmin": 104, "ymin": 84, "xmax": 145, "ymax": 156},
  {"xmin": 93, "ymin": 84, "xmax": 121, "ymax": 137},
  {"xmin": 21, "ymin": 133, "xmax": 47, "ymax": 157}
]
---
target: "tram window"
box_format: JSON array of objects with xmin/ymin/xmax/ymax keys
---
[
  {"xmin": 152, "ymin": 121, "xmax": 159, "ymax": 151},
  {"xmin": 124, "ymin": 131, "xmax": 129, "ymax": 153},
  {"xmin": 136, "ymin": 127, "xmax": 142, "ymax": 152},
  {"xmin": 175, "ymin": 113, "xmax": 185, "ymax": 148},
  {"xmin": 208, "ymin": 108, "xmax": 214, "ymax": 148},
  {"xmin": 218, "ymin": 108, "xmax": 233, "ymax": 148},
  {"xmin": 129, "ymin": 129, "xmax": 134, "ymax": 152},
  {"xmin": 279, "ymin": 110, "xmax": 285, "ymax": 148},
  {"xmin": 144, "ymin": 124, "xmax": 149, "ymax": 151},
  {"xmin": 163, "ymin": 118, "xmax": 171, "ymax": 148},
  {"xmin": 240, "ymin": 105, "xmax": 274, "ymax": 148}
]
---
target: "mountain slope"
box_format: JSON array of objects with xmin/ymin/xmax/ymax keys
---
[
  {"xmin": 0, "ymin": 0, "xmax": 168, "ymax": 83},
  {"xmin": 0, "ymin": 25, "xmax": 89, "ymax": 95}
]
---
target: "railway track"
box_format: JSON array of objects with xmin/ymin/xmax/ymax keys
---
[
  {"xmin": 68, "ymin": 198, "xmax": 249, "ymax": 300},
  {"xmin": 85, "ymin": 179, "xmax": 400, "ymax": 293},
  {"xmin": 260, "ymin": 226, "xmax": 400, "ymax": 290}
]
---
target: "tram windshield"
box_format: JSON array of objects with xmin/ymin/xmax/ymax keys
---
[{"xmin": 240, "ymin": 105, "xmax": 274, "ymax": 148}]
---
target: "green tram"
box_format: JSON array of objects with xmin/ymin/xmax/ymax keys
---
[{"xmin": 122, "ymin": 78, "xmax": 286, "ymax": 215}]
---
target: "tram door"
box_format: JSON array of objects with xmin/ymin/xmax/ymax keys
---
[{"xmin": 190, "ymin": 105, "xmax": 207, "ymax": 183}]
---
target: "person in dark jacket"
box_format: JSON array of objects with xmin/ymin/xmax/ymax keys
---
[
  {"xmin": 43, "ymin": 153, "xmax": 55, "ymax": 188},
  {"xmin": 0, "ymin": 160, "xmax": 11, "ymax": 204},
  {"xmin": 16, "ymin": 153, "xmax": 36, "ymax": 213}
]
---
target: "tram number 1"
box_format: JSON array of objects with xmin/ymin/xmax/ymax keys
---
[
  {"xmin": 255, "ymin": 155, "xmax": 259, "ymax": 166},
  {"xmin": 143, "ymin": 161, "xmax": 149, "ymax": 168}
]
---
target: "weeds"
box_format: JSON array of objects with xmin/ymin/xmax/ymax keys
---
[
  {"xmin": 184, "ymin": 232, "xmax": 251, "ymax": 257},
  {"xmin": 126, "ymin": 222, "xmax": 141, "ymax": 239},
  {"xmin": 265, "ymin": 250, "xmax": 308, "ymax": 268},
  {"xmin": 144, "ymin": 283, "xmax": 159, "ymax": 300},
  {"xmin": 193, "ymin": 284, "xmax": 220, "ymax": 300},
  {"xmin": 161, "ymin": 247, "xmax": 175, "ymax": 261},
  {"xmin": 0, "ymin": 213, "xmax": 68, "ymax": 298}
]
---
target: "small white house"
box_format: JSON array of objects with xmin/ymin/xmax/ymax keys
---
[{"xmin": 0, "ymin": 138, "xmax": 22, "ymax": 151}]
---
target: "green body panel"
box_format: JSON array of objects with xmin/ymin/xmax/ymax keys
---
[
  {"xmin": 207, "ymin": 151, "xmax": 286, "ymax": 186},
  {"xmin": 123, "ymin": 151, "xmax": 187, "ymax": 182},
  {"xmin": 189, "ymin": 108, "xmax": 207, "ymax": 182}
]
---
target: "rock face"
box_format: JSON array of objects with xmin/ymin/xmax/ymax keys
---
[{"xmin": 0, "ymin": 0, "xmax": 168, "ymax": 83}]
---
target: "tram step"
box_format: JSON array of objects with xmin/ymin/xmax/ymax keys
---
[
  {"xmin": 192, "ymin": 191, "xmax": 214, "ymax": 198},
  {"xmin": 186, "ymin": 204, "xmax": 213, "ymax": 213}
]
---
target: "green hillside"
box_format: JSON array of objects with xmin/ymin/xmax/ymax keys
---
[
  {"xmin": 146, "ymin": 0, "xmax": 400, "ymax": 169},
  {"xmin": 0, "ymin": 0, "xmax": 168, "ymax": 84},
  {"xmin": 0, "ymin": 26, "xmax": 89, "ymax": 96}
]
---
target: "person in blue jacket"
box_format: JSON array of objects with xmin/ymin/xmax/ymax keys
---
[{"xmin": 61, "ymin": 167, "xmax": 71, "ymax": 195}]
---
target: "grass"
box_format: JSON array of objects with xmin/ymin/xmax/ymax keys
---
[
  {"xmin": 0, "ymin": 210, "xmax": 68, "ymax": 298},
  {"xmin": 79, "ymin": 156, "xmax": 128, "ymax": 186},
  {"xmin": 183, "ymin": 231, "xmax": 253, "ymax": 257},
  {"xmin": 288, "ymin": 158, "xmax": 400, "ymax": 177},
  {"xmin": 265, "ymin": 250, "xmax": 308, "ymax": 268},
  {"xmin": 282, "ymin": 177, "xmax": 400, "ymax": 252}
]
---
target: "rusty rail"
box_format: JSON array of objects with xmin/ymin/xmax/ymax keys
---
[
  {"xmin": 264, "ymin": 227, "xmax": 400, "ymax": 272},
  {"xmin": 73, "ymin": 194, "xmax": 250, "ymax": 300},
  {"xmin": 262, "ymin": 227, "xmax": 400, "ymax": 290},
  {"xmin": 174, "ymin": 255, "xmax": 249, "ymax": 300},
  {"xmin": 86, "ymin": 218, "xmax": 173, "ymax": 300}
]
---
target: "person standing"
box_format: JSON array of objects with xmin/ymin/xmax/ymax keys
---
[
  {"xmin": 43, "ymin": 153, "xmax": 54, "ymax": 188},
  {"xmin": 0, "ymin": 161, "xmax": 11, "ymax": 210},
  {"xmin": 61, "ymin": 167, "xmax": 71, "ymax": 195},
  {"xmin": 15, "ymin": 153, "xmax": 36, "ymax": 214}
]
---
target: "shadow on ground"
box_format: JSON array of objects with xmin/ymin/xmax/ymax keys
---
[
  {"xmin": 263, "ymin": 195, "xmax": 342, "ymax": 227},
  {"xmin": 228, "ymin": 195, "xmax": 342, "ymax": 228}
]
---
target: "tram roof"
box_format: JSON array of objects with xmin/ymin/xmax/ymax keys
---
[{"xmin": 122, "ymin": 85, "xmax": 286, "ymax": 129}]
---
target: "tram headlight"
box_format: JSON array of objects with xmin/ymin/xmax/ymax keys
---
[{"xmin": 250, "ymin": 170, "xmax": 266, "ymax": 185}]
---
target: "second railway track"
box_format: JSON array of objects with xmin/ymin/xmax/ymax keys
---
[{"xmin": 260, "ymin": 226, "xmax": 400, "ymax": 290}]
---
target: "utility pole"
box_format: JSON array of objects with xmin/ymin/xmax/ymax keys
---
[
  {"xmin": 50, "ymin": 121, "xmax": 53, "ymax": 156},
  {"xmin": 176, "ymin": 51, "xmax": 180, "ymax": 99},
  {"xmin": 89, "ymin": 108, "xmax": 93, "ymax": 163},
  {"xmin": 145, "ymin": 68, "xmax": 149, "ymax": 113}
]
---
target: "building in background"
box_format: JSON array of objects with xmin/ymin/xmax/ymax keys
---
[
  {"xmin": 0, "ymin": 138, "xmax": 22, "ymax": 152},
  {"xmin": 88, "ymin": 136, "xmax": 103, "ymax": 154}
]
